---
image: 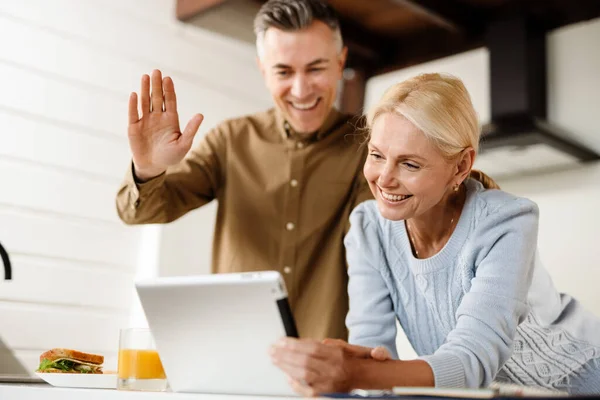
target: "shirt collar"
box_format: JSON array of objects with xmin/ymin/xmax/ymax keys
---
[{"xmin": 275, "ymin": 107, "xmax": 344, "ymax": 142}]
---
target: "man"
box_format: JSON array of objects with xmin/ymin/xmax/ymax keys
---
[{"xmin": 116, "ymin": 0, "xmax": 372, "ymax": 340}]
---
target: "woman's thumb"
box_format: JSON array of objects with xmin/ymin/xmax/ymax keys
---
[{"xmin": 371, "ymin": 346, "xmax": 392, "ymax": 361}]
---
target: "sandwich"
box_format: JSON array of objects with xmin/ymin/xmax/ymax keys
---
[{"xmin": 37, "ymin": 348, "xmax": 104, "ymax": 374}]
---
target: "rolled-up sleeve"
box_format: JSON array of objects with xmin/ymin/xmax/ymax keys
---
[{"xmin": 116, "ymin": 125, "xmax": 227, "ymax": 224}]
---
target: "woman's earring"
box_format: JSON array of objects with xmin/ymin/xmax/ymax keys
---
[{"xmin": 453, "ymin": 183, "xmax": 460, "ymax": 192}]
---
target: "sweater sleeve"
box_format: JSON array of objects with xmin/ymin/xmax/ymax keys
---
[
  {"xmin": 421, "ymin": 198, "xmax": 539, "ymax": 388},
  {"xmin": 344, "ymin": 203, "xmax": 399, "ymax": 359}
]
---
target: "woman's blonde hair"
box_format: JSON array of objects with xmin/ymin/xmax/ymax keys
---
[{"xmin": 366, "ymin": 73, "xmax": 499, "ymax": 190}]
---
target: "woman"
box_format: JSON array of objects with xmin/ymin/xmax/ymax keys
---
[{"xmin": 271, "ymin": 73, "xmax": 600, "ymax": 396}]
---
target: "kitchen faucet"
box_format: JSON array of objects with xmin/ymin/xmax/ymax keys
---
[{"xmin": 0, "ymin": 241, "xmax": 11, "ymax": 280}]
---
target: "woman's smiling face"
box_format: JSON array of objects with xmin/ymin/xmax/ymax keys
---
[{"xmin": 364, "ymin": 112, "xmax": 458, "ymax": 221}]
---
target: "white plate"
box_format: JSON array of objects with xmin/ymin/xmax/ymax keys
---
[{"xmin": 36, "ymin": 372, "xmax": 117, "ymax": 389}]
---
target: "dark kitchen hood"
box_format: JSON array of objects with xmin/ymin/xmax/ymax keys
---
[{"xmin": 479, "ymin": 14, "xmax": 599, "ymax": 171}]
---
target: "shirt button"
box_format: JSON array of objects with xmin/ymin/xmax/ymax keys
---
[
  {"xmin": 290, "ymin": 179, "xmax": 298, "ymax": 187},
  {"xmin": 283, "ymin": 266, "xmax": 292, "ymax": 274},
  {"xmin": 286, "ymin": 222, "xmax": 295, "ymax": 231},
  {"xmin": 296, "ymin": 142, "xmax": 304, "ymax": 149}
]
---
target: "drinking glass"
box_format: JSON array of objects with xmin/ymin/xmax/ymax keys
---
[{"xmin": 117, "ymin": 328, "xmax": 168, "ymax": 391}]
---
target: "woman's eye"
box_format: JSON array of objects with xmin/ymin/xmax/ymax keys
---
[
  {"xmin": 403, "ymin": 162, "xmax": 420, "ymax": 170},
  {"xmin": 369, "ymin": 153, "xmax": 383, "ymax": 160}
]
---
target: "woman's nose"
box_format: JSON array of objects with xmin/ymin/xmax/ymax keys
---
[{"xmin": 377, "ymin": 163, "xmax": 397, "ymax": 187}]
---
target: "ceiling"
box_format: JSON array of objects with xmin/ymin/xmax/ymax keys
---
[{"xmin": 176, "ymin": 0, "xmax": 600, "ymax": 77}]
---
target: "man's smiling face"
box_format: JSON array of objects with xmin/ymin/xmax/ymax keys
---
[{"xmin": 258, "ymin": 21, "xmax": 346, "ymax": 135}]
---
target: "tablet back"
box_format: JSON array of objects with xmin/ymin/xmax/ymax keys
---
[{"xmin": 136, "ymin": 271, "xmax": 298, "ymax": 396}]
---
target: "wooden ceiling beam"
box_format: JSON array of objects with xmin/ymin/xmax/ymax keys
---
[
  {"xmin": 374, "ymin": 28, "xmax": 483, "ymax": 75},
  {"xmin": 176, "ymin": 0, "xmax": 227, "ymax": 21},
  {"xmin": 390, "ymin": 0, "xmax": 487, "ymax": 33},
  {"xmin": 176, "ymin": 0, "xmax": 391, "ymax": 74},
  {"xmin": 375, "ymin": 0, "xmax": 600, "ymax": 74},
  {"xmin": 338, "ymin": 16, "xmax": 395, "ymax": 74},
  {"xmin": 525, "ymin": 0, "xmax": 600, "ymax": 31}
]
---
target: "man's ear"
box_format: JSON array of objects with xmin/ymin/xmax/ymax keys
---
[
  {"xmin": 256, "ymin": 56, "xmax": 266, "ymax": 79},
  {"xmin": 456, "ymin": 147, "xmax": 476, "ymax": 183},
  {"xmin": 338, "ymin": 46, "xmax": 348, "ymax": 74}
]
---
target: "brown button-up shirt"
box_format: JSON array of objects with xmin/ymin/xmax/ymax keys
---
[{"xmin": 116, "ymin": 107, "xmax": 372, "ymax": 340}]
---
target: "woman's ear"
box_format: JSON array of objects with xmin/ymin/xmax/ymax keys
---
[{"xmin": 455, "ymin": 147, "xmax": 476, "ymax": 183}]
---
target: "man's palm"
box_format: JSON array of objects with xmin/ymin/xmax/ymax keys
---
[{"xmin": 127, "ymin": 70, "xmax": 203, "ymax": 180}]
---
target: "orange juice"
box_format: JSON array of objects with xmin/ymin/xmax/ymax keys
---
[{"xmin": 118, "ymin": 349, "xmax": 166, "ymax": 380}]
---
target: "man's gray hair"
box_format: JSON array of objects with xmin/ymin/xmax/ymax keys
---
[{"xmin": 254, "ymin": 0, "xmax": 344, "ymax": 59}]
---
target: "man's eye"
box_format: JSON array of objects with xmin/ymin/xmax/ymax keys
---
[
  {"xmin": 276, "ymin": 70, "xmax": 290, "ymax": 77},
  {"xmin": 308, "ymin": 68, "xmax": 324, "ymax": 73}
]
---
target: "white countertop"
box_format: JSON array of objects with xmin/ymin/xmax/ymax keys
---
[{"xmin": 0, "ymin": 383, "xmax": 317, "ymax": 400}]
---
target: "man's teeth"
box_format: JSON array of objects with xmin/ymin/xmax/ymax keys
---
[
  {"xmin": 291, "ymin": 99, "xmax": 318, "ymax": 110},
  {"xmin": 381, "ymin": 191, "xmax": 411, "ymax": 202}
]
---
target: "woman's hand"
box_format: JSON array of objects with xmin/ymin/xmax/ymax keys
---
[
  {"xmin": 270, "ymin": 338, "xmax": 353, "ymax": 396},
  {"xmin": 322, "ymin": 338, "xmax": 392, "ymax": 361},
  {"xmin": 270, "ymin": 338, "xmax": 391, "ymax": 396}
]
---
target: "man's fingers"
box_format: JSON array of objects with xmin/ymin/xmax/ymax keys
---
[
  {"xmin": 163, "ymin": 77, "xmax": 177, "ymax": 113},
  {"xmin": 140, "ymin": 74, "xmax": 150, "ymax": 115},
  {"xmin": 150, "ymin": 69, "xmax": 164, "ymax": 112},
  {"xmin": 128, "ymin": 92, "xmax": 139, "ymax": 125},
  {"xmin": 182, "ymin": 114, "xmax": 204, "ymax": 143}
]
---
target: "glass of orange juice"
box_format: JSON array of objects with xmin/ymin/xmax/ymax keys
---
[{"xmin": 117, "ymin": 328, "xmax": 168, "ymax": 391}]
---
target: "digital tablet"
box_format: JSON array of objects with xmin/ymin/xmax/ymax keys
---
[{"xmin": 135, "ymin": 271, "xmax": 298, "ymax": 396}]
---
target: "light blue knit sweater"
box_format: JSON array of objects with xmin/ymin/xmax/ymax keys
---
[{"xmin": 345, "ymin": 179, "xmax": 600, "ymax": 394}]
